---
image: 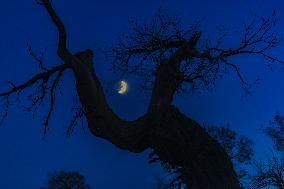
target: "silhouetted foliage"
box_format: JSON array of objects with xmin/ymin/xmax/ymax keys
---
[
  {"xmin": 205, "ymin": 125, "xmax": 254, "ymax": 182},
  {"xmin": 151, "ymin": 126, "xmax": 255, "ymax": 188},
  {"xmin": 250, "ymin": 152, "xmax": 284, "ymax": 189},
  {"xmin": 153, "ymin": 176, "xmax": 176, "ymax": 189},
  {"xmin": 249, "ymin": 113, "xmax": 284, "ymax": 189},
  {"xmin": 39, "ymin": 170, "xmax": 90, "ymax": 189},
  {"xmin": 206, "ymin": 125, "xmax": 254, "ymax": 163},
  {"xmin": 264, "ymin": 112, "xmax": 284, "ymax": 151}
]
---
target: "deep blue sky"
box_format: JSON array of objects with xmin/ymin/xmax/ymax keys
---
[{"xmin": 0, "ymin": 0, "xmax": 283, "ymax": 188}]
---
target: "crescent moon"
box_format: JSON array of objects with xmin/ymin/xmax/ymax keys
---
[{"xmin": 118, "ymin": 80, "xmax": 128, "ymax": 94}]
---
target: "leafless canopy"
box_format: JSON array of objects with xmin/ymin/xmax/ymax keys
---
[
  {"xmin": 110, "ymin": 9, "xmax": 282, "ymax": 92},
  {"xmin": 251, "ymin": 153, "xmax": 284, "ymax": 189},
  {"xmin": 0, "ymin": 0, "xmax": 76, "ymax": 136}
]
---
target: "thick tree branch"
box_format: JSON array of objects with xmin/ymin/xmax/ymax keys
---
[
  {"xmin": 71, "ymin": 54, "xmax": 152, "ymax": 151},
  {"xmin": 36, "ymin": 0, "xmax": 72, "ymax": 61}
]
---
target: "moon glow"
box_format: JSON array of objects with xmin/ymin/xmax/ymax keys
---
[{"xmin": 118, "ymin": 80, "xmax": 128, "ymax": 94}]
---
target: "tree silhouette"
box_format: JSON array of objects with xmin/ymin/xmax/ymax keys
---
[
  {"xmin": 0, "ymin": 1, "xmax": 283, "ymax": 188},
  {"xmin": 205, "ymin": 125, "xmax": 254, "ymax": 186},
  {"xmin": 39, "ymin": 170, "xmax": 90, "ymax": 189},
  {"xmin": 153, "ymin": 126, "xmax": 254, "ymax": 188},
  {"xmin": 250, "ymin": 113, "xmax": 284, "ymax": 188},
  {"xmin": 264, "ymin": 112, "xmax": 284, "ymax": 151},
  {"xmin": 251, "ymin": 153, "xmax": 284, "ymax": 189}
]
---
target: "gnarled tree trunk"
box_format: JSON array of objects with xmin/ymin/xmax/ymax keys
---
[{"xmin": 71, "ymin": 49, "xmax": 241, "ymax": 189}]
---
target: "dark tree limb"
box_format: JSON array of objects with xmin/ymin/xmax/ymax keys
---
[
  {"xmin": 66, "ymin": 106, "xmax": 85, "ymax": 136},
  {"xmin": 27, "ymin": 43, "xmax": 48, "ymax": 71},
  {"xmin": 0, "ymin": 64, "xmax": 68, "ymax": 97},
  {"xmin": 43, "ymin": 69, "xmax": 64, "ymax": 136},
  {"xmin": 36, "ymin": 0, "xmax": 72, "ymax": 61},
  {"xmin": 0, "ymin": 63, "xmax": 68, "ymax": 136},
  {"xmin": 111, "ymin": 10, "xmax": 282, "ymax": 93}
]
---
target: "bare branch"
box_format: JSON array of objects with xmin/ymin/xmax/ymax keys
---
[
  {"xmin": 27, "ymin": 43, "xmax": 48, "ymax": 71},
  {"xmin": 0, "ymin": 64, "xmax": 68, "ymax": 130},
  {"xmin": 36, "ymin": 0, "xmax": 72, "ymax": 60},
  {"xmin": 221, "ymin": 58, "xmax": 247, "ymax": 85},
  {"xmin": 23, "ymin": 80, "xmax": 47, "ymax": 114},
  {"xmin": 43, "ymin": 69, "xmax": 64, "ymax": 136},
  {"xmin": 66, "ymin": 107, "xmax": 85, "ymax": 136},
  {"xmin": 0, "ymin": 64, "xmax": 68, "ymax": 97},
  {"xmin": 251, "ymin": 152, "xmax": 284, "ymax": 189},
  {"xmin": 109, "ymin": 9, "xmax": 199, "ymax": 79},
  {"xmin": 110, "ymin": 10, "xmax": 283, "ymax": 94}
]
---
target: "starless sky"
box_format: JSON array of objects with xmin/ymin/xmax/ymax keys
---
[{"xmin": 0, "ymin": 0, "xmax": 283, "ymax": 188}]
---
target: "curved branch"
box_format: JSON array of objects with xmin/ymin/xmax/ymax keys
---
[
  {"xmin": 71, "ymin": 55, "xmax": 152, "ymax": 152},
  {"xmin": 37, "ymin": 0, "xmax": 72, "ymax": 61},
  {"xmin": 221, "ymin": 58, "xmax": 248, "ymax": 85},
  {"xmin": 73, "ymin": 65, "xmax": 241, "ymax": 187}
]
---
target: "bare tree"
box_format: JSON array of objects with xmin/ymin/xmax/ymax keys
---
[
  {"xmin": 264, "ymin": 112, "xmax": 284, "ymax": 151},
  {"xmin": 39, "ymin": 170, "xmax": 90, "ymax": 189},
  {"xmin": 250, "ymin": 153, "xmax": 284, "ymax": 189},
  {"xmin": 0, "ymin": 1, "xmax": 283, "ymax": 188},
  {"xmin": 250, "ymin": 113, "xmax": 284, "ymax": 189}
]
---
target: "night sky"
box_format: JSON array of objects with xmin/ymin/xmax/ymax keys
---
[{"xmin": 0, "ymin": 0, "xmax": 283, "ymax": 188}]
